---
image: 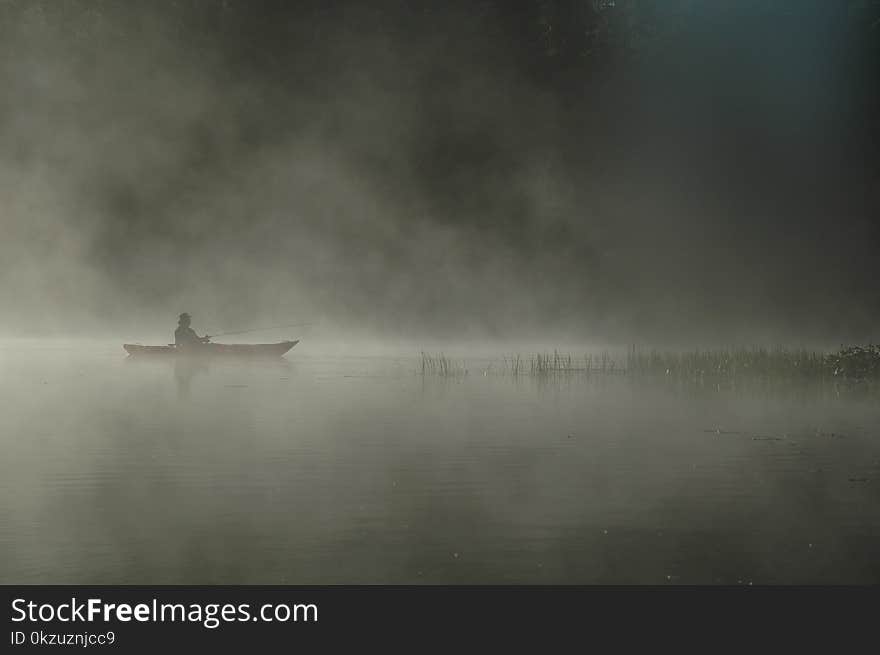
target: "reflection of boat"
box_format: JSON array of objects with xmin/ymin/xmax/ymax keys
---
[{"xmin": 123, "ymin": 340, "xmax": 298, "ymax": 357}]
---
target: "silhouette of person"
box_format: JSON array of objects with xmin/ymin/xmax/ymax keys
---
[{"xmin": 174, "ymin": 313, "xmax": 210, "ymax": 349}]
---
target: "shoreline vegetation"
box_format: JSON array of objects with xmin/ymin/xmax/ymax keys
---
[{"xmin": 419, "ymin": 345, "xmax": 880, "ymax": 385}]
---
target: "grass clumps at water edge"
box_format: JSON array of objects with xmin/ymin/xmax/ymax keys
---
[
  {"xmin": 626, "ymin": 344, "xmax": 880, "ymax": 384},
  {"xmin": 825, "ymin": 344, "xmax": 880, "ymax": 382},
  {"xmin": 420, "ymin": 352, "xmax": 468, "ymax": 377},
  {"xmin": 418, "ymin": 344, "xmax": 880, "ymax": 384},
  {"xmin": 625, "ymin": 346, "xmax": 827, "ymax": 382}
]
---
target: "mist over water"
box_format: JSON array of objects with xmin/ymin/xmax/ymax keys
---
[
  {"xmin": 1, "ymin": 340, "xmax": 879, "ymax": 584},
  {"xmin": 1, "ymin": 2, "xmax": 878, "ymax": 343}
]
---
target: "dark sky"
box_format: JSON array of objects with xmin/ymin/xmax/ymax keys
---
[{"xmin": 1, "ymin": 1, "xmax": 878, "ymax": 344}]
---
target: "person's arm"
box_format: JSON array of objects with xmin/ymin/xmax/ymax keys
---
[{"xmin": 190, "ymin": 327, "xmax": 210, "ymax": 343}]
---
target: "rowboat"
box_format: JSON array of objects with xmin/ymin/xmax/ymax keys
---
[{"xmin": 123, "ymin": 340, "xmax": 298, "ymax": 357}]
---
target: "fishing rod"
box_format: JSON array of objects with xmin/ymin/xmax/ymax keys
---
[{"xmin": 207, "ymin": 322, "xmax": 315, "ymax": 338}]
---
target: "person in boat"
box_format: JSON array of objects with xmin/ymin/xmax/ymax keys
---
[{"xmin": 174, "ymin": 313, "xmax": 211, "ymax": 349}]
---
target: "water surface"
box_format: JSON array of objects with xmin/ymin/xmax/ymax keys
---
[{"xmin": 1, "ymin": 341, "xmax": 878, "ymax": 583}]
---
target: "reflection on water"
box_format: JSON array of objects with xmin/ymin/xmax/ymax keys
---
[
  {"xmin": 1, "ymin": 342, "xmax": 878, "ymax": 584},
  {"xmin": 172, "ymin": 359, "xmax": 206, "ymax": 399}
]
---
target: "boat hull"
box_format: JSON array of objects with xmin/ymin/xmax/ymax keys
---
[{"xmin": 123, "ymin": 340, "xmax": 298, "ymax": 357}]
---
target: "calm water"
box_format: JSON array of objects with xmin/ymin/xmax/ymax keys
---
[{"xmin": 1, "ymin": 341, "xmax": 879, "ymax": 584}]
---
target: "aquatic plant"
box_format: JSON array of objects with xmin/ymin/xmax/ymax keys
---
[
  {"xmin": 531, "ymin": 351, "xmax": 575, "ymax": 374},
  {"xmin": 626, "ymin": 344, "xmax": 880, "ymax": 385},
  {"xmin": 625, "ymin": 346, "xmax": 828, "ymax": 383},
  {"xmin": 825, "ymin": 344, "xmax": 880, "ymax": 382},
  {"xmin": 420, "ymin": 352, "xmax": 468, "ymax": 377},
  {"xmin": 418, "ymin": 345, "xmax": 880, "ymax": 385}
]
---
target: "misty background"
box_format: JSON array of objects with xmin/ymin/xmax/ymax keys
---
[{"xmin": 1, "ymin": 0, "xmax": 878, "ymax": 346}]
